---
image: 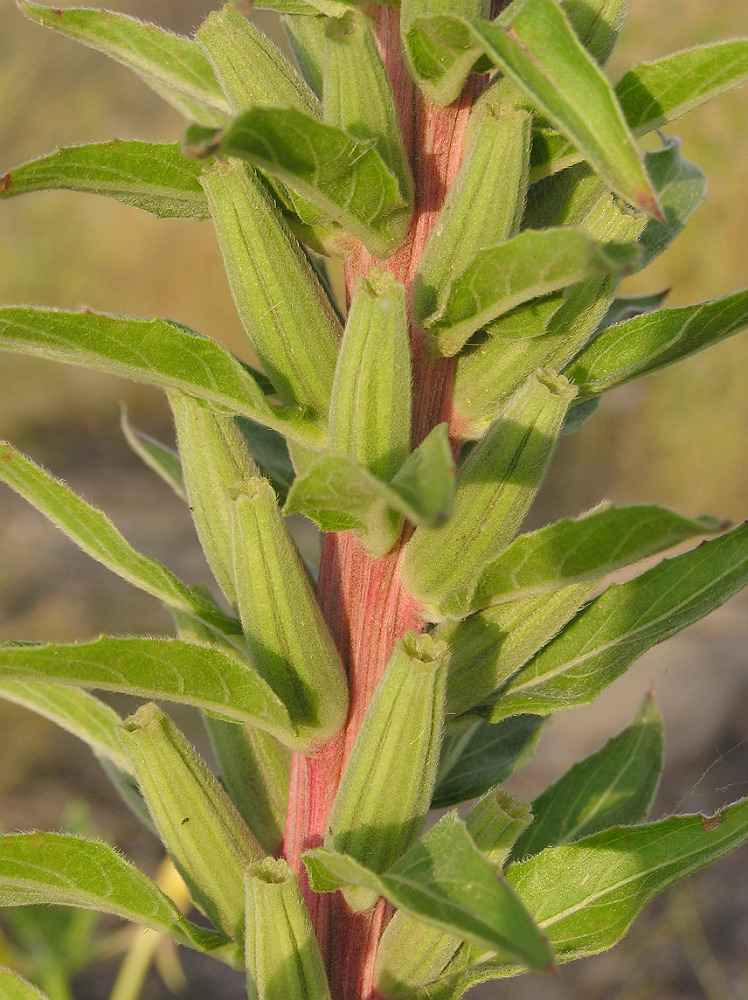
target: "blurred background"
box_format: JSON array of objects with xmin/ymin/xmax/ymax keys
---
[{"xmin": 0, "ymin": 1, "xmax": 746, "ymax": 997}]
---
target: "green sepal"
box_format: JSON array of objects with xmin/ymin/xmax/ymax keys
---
[
  {"xmin": 0, "ymin": 140, "xmax": 209, "ymax": 218},
  {"xmin": 120, "ymin": 407, "xmax": 186, "ymax": 500},
  {"xmin": 0, "ymin": 831, "xmax": 239, "ymax": 965},
  {"xmin": 201, "ymin": 161, "xmax": 341, "ymax": 420},
  {"xmin": 326, "ymin": 633, "xmax": 448, "ymax": 879},
  {"xmin": 245, "ymin": 858, "xmax": 332, "ymax": 1000},
  {"xmin": 118, "ymin": 703, "xmax": 263, "ymax": 942},
  {"xmin": 18, "ymin": 1, "xmax": 229, "ymax": 126},
  {"xmin": 460, "ymin": 503, "xmax": 723, "ymax": 616},
  {"xmin": 433, "ymin": 715, "xmax": 545, "ymax": 809},
  {"xmin": 329, "ymin": 270, "xmax": 411, "ymax": 481},
  {"xmin": 510, "ymin": 694, "xmax": 662, "ymax": 862},
  {"xmin": 282, "ymin": 14, "xmax": 327, "ymax": 98},
  {"xmin": 402, "ymin": 371, "xmax": 577, "ymax": 619},
  {"xmin": 204, "ymin": 717, "xmax": 290, "ymax": 856},
  {"xmin": 229, "ymin": 478, "xmax": 348, "ymax": 744},
  {"xmin": 477, "ymin": 522, "xmax": 748, "ymax": 724},
  {"xmin": 323, "ymin": 9, "xmax": 413, "ymax": 204},
  {"xmin": 0, "ymin": 439, "xmax": 239, "ymax": 636},
  {"xmin": 0, "ymin": 306, "xmax": 324, "ymax": 449},
  {"xmin": 439, "ymin": 583, "xmax": 594, "ymax": 718},
  {"xmin": 307, "ymin": 812, "xmax": 554, "ymax": 970},
  {"xmin": 565, "ymin": 288, "xmax": 748, "ymax": 398},
  {"xmin": 373, "ymin": 791, "xmax": 533, "ymax": 998},
  {"xmin": 413, "ymin": 107, "xmax": 532, "ymax": 329},
  {"xmin": 169, "ymin": 392, "xmax": 260, "ymax": 607},
  {"xmin": 194, "ymin": 107, "xmax": 411, "ymax": 258}
]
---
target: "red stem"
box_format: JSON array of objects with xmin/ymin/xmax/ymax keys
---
[{"xmin": 283, "ymin": 7, "xmax": 481, "ymax": 996}]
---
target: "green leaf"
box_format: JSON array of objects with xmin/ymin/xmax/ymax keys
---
[
  {"xmin": 282, "ymin": 14, "xmax": 327, "ymax": 98},
  {"xmin": 561, "ymin": 0, "xmax": 630, "ymax": 65},
  {"xmin": 565, "ymin": 289, "xmax": 748, "ymax": 397},
  {"xmin": 0, "ymin": 680, "xmax": 131, "ymax": 773},
  {"xmin": 329, "ymin": 270, "xmax": 411, "ymax": 482},
  {"xmin": 306, "ymin": 813, "xmax": 553, "ymax": 970},
  {"xmin": 0, "ymin": 832, "xmax": 237, "ymax": 963},
  {"xmin": 0, "ymin": 440, "xmax": 239, "ymax": 635},
  {"xmin": 390, "ymin": 423, "xmax": 456, "ymax": 529},
  {"xmin": 479, "ymin": 522, "xmax": 748, "ymax": 723},
  {"xmin": 0, "ymin": 637, "xmax": 298, "ymax": 746},
  {"xmin": 260, "ymin": 0, "xmax": 354, "ymax": 15},
  {"xmin": 0, "ymin": 141, "xmax": 209, "ymax": 218},
  {"xmin": 596, "ymin": 289, "xmax": 670, "ymax": 332},
  {"xmin": 423, "ymin": 228, "xmax": 639, "ymax": 357},
  {"xmin": 120, "ymin": 407, "xmax": 186, "ymax": 500},
  {"xmin": 119, "ymin": 704, "xmax": 263, "ymax": 942},
  {"xmin": 410, "ymin": 1, "xmax": 663, "ymax": 219},
  {"xmin": 205, "ymin": 107, "xmax": 411, "ymax": 258},
  {"xmin": 236, "ymin": 418, "xmax": 295, "ymax": 504},
  {"xmin": 18, "ymin": 2, "xmax": 229, "ymax": 126},
  {"xmin": 616, "ymin": 40, "xmax": 748, "ymax": 137},
  {"xmin": 0, "ymin": 966, "xmax": 50, "ymax": 1000},
  {"xmin": 0, "ymin": 307, "xmax": 323, "ymax": 449},
  {"xmin": 466, "ymin": 504, "xmax": 722, "ymax": 613},
  {"xmin": 201, "ymin": 161, "xmax": 342, "ymax": 420},
  {"xmin": 511, "ymin": 694, "xmax": 662, "ymax": 861},
  {"xmin": 433, "ymin": 715, "xmax": 546, "ymax": 809}
]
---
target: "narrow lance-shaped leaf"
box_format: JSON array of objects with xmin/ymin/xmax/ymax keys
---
[
  {"xmin": 0, "ymin": 680, "xmax": 132, "ymax": 775},
  {"xmin": 423, "ymin": 228, "xmax": 639, "ymax": 357},
  {"xmin": 0, "ymin": 832, "xmax": 238, "ymax": 963},
  {"xmin": 510, "ymin": 694, "xmax": 663, "ymax": 862},
  {"xmin": 0, "ymin": 968, "xmax": 50, "ymax": 1000},
  {"xmin": 565, "ymin": 289, "xmax": 748, "ymax": 398},
  {"xmin": 245, "ymin": 858, "xmax": 332, "ymax": 1000},
  {"xmin": 0, "ymin": 440, "xmax": 239, "ymax": 636},
  {"xmin": 0, "ymin": 141, "xmax": 209, "ymax": 219},
  {"xmin": 403, "ymin": 371, "xmax": 577, "ymax": 619},
  {"xmin": 0, "ymin": 637, "xmax": 298, "ymax": 746},
  {"xmin": 464, "ymin": 504, "xmax": 723, "ymax": 614},
  {"xmin": 201, "ymin": 161, "xmax": 341, "ymax": 421},
  {"xmin": 561, "ymin": 0, "xmax": 631, "ymax": 65},
  {"xmin": 120, "ymin": 407, "xmax": 186, "ymax": 500},
  {"xmin": 596, "ymin": 289, "xmax": 671, "ymax": 332},
  {"xmin": 119, "ymin": 703, "xmax": 263, "ymax": 943},
  {"xmin": 329, "ymin": 270, "xmax": 411, "ymax": 482},
  {"xmin": 18, "ymin": 1, "xmax": 229, "ymax": 126},
  {"xmin": 323, "ymin": 9, "xmax": 413, "ymax": 203},
  {"xmin": 326, "ymin": 634, "xmax": 448, "ymax": 881},
  {"xmin": 413, "ymin": 107, "xmax": 532, "ymax": 329},
  {"xmin": 478, "ymin": 522, "xmax": 748, "ymax": 724},
  {"xmin": 196, "ymin": 108, "xmax": 411, "ymax": 259},
  {"xmin": 0, "ymin": 307, "xmax": 324, "ymax": 449},
  {"xmin": 229, "ymin": 478, "xmax": 349, "ymax": 745},
  {"xmin": 374, "ymin": 792, "xmax": 533, "ymax": 999},
  {"xmin": 307, "ymin": 813, "xmax": 554, "ymax": 970}
]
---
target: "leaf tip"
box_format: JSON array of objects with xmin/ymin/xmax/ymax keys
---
[
  {"xmin": 0, "ymin": 171, "xmax": 11, "ymax": 194},
  {"xmin": 636, "ymin": 188, "xmax": 666, "ymax": 224}
]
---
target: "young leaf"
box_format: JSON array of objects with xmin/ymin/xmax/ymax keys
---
[
  {"xmin": 119, "ymin": 703, "xmax": 263, "ymax": 943},
  {"xmin": 413, "ymin": 108, "xmax": 532, "ymax": 328},
  {"xmin": 479, "ymin": 522, "xmax": 748, "ymax": 724},
  {"xmin": 236, "ymin": 418, "xmax": 296, "ymax": 504},
  {"xmin": 0, "ymin": 967, "xmax": 49, "ymax": 1000},
  {"xmin": 466, "ymin": 504, "xmax": 722, "ymax": 613},
  {"xmin": 0, "ymin": 832, "xmax": 237, "ymax": 962},
  {"xmin": 402, "ymin": 371, "xmax": 577, "ymax": 618},
  {"xmin": 229, "ymin": 479, "xmax": 349, "ymax": 744},
  {"xmin": 389, "ymin": 423, "xmax": 456, "ymax": 528},
  {"xmin": 0, "ymin": 307, "xmax": 324, "ymax": 449},
  {"xmin": 510, "ymin": 694, "xmax": 662, "ymax": 861},
  {"xmin": 433, "ymin": 715, "xmax": 546, "ymax": 809},
  {"xmin": 245, "ymin": 858, "xmax": 332, "ymax": 1000},
  {"xmin": 439, "ymin": 583, "xmax": 594, "ymax": 718},
  {"xmin": 307, "ymin": 813, "xmax": 554, "ymax": 970},
  {"xmin": 422, "ymin": 228, "xmax": 639, "ymax": 357},
  {"xmin": 0, "ymin": 440, "xmax": 239, "ymax": 635},
  {"xmin": 0, "ymin": 637, "xmax": 298, "ymax": 746},
  {"xmin": 0, "ymin": 141, "xmax": 209, "ymax": 218},
  {"xmin": 0, "ymin": 680, "xmax": 132, "ymax": 775},
  {"xmin": 566, "ymin": 289, "xmax": 748, "ymax": 397},
  {"xmin": 203, "ymin": 107, "xmax": 411, "ymax": 258},
  {"xmin": 329, "ymin": 270, "xmax": 411, "ymax": 481},
  {"xmin": 201, "ymin": 161, "xmax": 341, "ymax": 420},
  {"xmin": 204, "ymin": 717, "xmax": 290, "ymax": 857},
  {"xmin": 326, "ymin": 633, "xmax": 448, "ymax": 876},
  {"xmin": 18, "ymin": 2, "xmax": 229, "ymax": 126},
  {"xmin": 120, "ymin": 407, "xmax": 186, "ymax": 500}
]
